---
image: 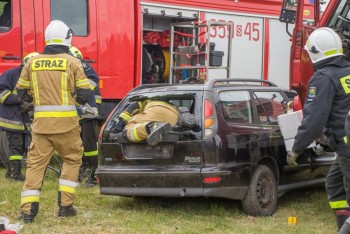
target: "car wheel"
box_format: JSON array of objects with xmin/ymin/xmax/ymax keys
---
[{"xmin": 241, "ymin": 165, "xmax": 278, "ymax": 216}]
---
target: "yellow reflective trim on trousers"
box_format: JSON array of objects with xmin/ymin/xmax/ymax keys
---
[
  {"xmin": 21, "ymin": 196, "xmax": 40, "ymax": 205},
  {"xmin": 329, "ymin": 200, "xmax": 349, "ymax": 209},
  {"xmin": 61, "ymin": 72, "xmax": 68, "ymax": 105},
  {"xmin": 10, "ymin": 155, "xmax": 23, "ymax": 160},
  {"xmin": 132, "ymin": 128, "xmax": 142, "ymax": 141},
  {"xmin": 95, "ymin": 98, "xmax": 102, "ymax": 104},
  {"xmin": 32, "ymin": 72, "xmax": 40, "ymax": 105},
  {"xmin": 59, "ymin": 185, "xmax": 77, "ymax": 194},
  {"xmin": 34, "ymin": 111, "xmax": 78, "ymax": 118},
  {"xmin": 84, "ymin": 150, "xmax": 98, "ymax": 156},
  {"xmin": 17, "ymin": 78, "xmax": 31, "ymax": 88},
  {"xmin": 0, "ymin": 121, "xmax": 25, "ymax": 130}
]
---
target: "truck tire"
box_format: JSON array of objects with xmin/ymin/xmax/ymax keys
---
[
  {"xmin": 0, "ymin": 131, "xmax": 9, "ymax": 167},
  {"xmin": 241, "ymin": 165, "xmax": 278, "ymax": 216}
]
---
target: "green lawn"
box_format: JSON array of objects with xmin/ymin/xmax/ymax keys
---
[{"xmin": 0, "ymin": 168, "xmax": 336, "ymax": 234}]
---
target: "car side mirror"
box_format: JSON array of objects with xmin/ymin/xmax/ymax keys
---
[{"xmin": 279, "ymin": 0, "xmax": 297, "ymax": 24}]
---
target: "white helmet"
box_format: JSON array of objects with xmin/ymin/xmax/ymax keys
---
[
  {"xmin": 44, "ymin": 20, "xmax": 73, "ymax": 47},
  {"xmin": 304, "ymin": 27, "xmax": 343, "ymax": 63}
]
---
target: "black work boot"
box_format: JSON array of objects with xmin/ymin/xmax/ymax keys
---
[
  {"xmin": 335, "ymin": 209, "xmax": 350, "ymax": 231},
  {"xmin": 17, "ymin": 213, "xmax": 34, "ymax": 224},
  {"xmin": 11, "ymin": 160, "xmax": 25, "ymax": 181},
  {"xmin": 58, "ymin": 205, "xmax": 77, "ymax": 217},
  {"xmin": 146, "ymin": 122, "xmax": 171, "ymax": 146},
  {"xmin": 5, "ymin": 162, "xmax": 11, "ymax": 179},
  {"xmin": 85, "ymin": 167, "xmax": 98, "ymax": 187}
]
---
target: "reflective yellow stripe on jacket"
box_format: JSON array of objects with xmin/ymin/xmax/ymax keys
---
[{"xmin": 34, "ymin": 105, "xmax": 78, "ymax": 118}]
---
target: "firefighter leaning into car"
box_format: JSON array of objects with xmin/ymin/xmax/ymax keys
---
[
  {"xmin": 16, "ymin": 20, "xmax": 90, "ymax": 223},
  {"xmin": 0, "ymin": 52, "xmax": 38, "ymax": 181},
  {"xmin": 69, "ymin": 46, "xmax": 99, "ymax": 186},
  {"xmin": 286, "ymin": 27, "xmax": 350, "ymax": 232},
  {"xmin": 110, "ymin": 99, "xmax": 179, "ymax": 146}
]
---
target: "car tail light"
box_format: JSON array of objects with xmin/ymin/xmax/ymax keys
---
[
  {"xmin": 204, "ymin": 99, "xmax": 213, "ymax": 128},
  {"xmin": 203, "ymin": 176, "xmax": 221, "ymax": 184},
  {"xmin": 204, "ymin": 99, "xmax": 213, "ymax": 117},
  {"xmin": 293, "ymin": 95, "xmax": 302, "ymax": 112}
]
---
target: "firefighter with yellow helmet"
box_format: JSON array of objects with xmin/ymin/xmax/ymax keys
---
[
  {"xmin": 16, "ymin": 20, "xmax": 90, "ymax": 223},
  {"xmin": 0, "ymin": 52, "xmax": 38, "ymax": 181},
  {"xmin": 69, "ymin": 46, "xmax": 100, "ymax": 186}
]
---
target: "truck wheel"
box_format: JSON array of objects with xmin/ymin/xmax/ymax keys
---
[{"xmin": 241, "ymin": 165, "xmax": 277, "ymax": 216}]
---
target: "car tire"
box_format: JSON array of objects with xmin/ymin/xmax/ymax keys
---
[{"xmin": 241, "ymin": 165, "xmax": 278, "ymax": 216}]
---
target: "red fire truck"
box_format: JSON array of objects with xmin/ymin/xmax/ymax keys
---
[{"xmin": 0, "ymin": 0, "xmax": 292, "ymax": 119}]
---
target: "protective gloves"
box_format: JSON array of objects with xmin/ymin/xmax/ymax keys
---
[
  {"xmin": 19, "ymin": 100, "xmax": 34, "ymax": 113},
  {"xmin": 287, "ymin": 151, "xmax": 299, "ymax": 166},
  {"xmin": 110, "ymin": 117, "xmax": 127, "ymax": 133}
]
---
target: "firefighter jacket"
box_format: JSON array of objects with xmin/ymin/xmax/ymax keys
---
[
  {"xmin": 0, "ymin": 65, "xmax": 31, "ymax": 132},
  {"xmin": 16, "ymin": 45, "xmax": 90, "ymax": 134},
  {"xmin": 79, "ymin": 60, "xmax": 99, "ymax": 121},
  {"xmin": 293, "ymin": 56, "xmax": 350, "ymax": 156},
  {"xmin": 119, "ymin": 99, "xmax": 178, "ymax": 123}
]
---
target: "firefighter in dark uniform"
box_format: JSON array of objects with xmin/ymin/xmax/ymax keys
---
[
  {"xmin": 16, "ymin": 20, "xmax": 90, "ymax": 223},
  {"xmin": 286, "ymin": 27, "xmax": 350, "ymax": 232},
  {"xmin": 111, "ymin": 99, "xmax": 178, "ymax": 146},
  {"xmin": 0, "ymin": 52, "xmax": 38, "ymax": 181},
  {"xmin": 70, "ymin": 46, "xmax": 99, "ymax": 186}
]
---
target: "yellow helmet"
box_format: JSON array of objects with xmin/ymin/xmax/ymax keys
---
[
  {"xmin": 23, "ymin": 52, "xmax": 39, "ymax": 64},
  {"xmin": 69, "ymin": 46, "xmax": 83, "ymax": 60}
]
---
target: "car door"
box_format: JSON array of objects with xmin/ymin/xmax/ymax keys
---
[{"xmin": 252, "ymin": 90, "xmax": 311, "ymax": 184}]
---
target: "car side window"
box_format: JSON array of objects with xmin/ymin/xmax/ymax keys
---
[
  {"xmin": 253, "ymin": 91, "xmax": 286, "ymax": 124},
  {"xmin": 219, "ymin": 91, "xmax": 253, "ymax": 124},
  {"xmin": 0, "ymin": 0, "xmax": 11, "ymax": 32}
]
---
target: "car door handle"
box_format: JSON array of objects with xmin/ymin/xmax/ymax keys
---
[{"xmin": 2, "ymin": 55, "xmax": 21, "ymax": 60}]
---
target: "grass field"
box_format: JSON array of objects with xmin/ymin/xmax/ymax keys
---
[{"xmin": 0, "ymin": 168, "xmax": 337, "ymax": 234}]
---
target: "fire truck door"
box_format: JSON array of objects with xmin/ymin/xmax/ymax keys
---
[
  {"xmin": 42, "ymin": 0, "xmax": 98, "ymax": 71},
  {"xmin": 0, "ymin": 0, "xmax": 22, "ymax": 73}
]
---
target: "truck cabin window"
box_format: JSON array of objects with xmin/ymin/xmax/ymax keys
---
[
  {"xmin": 0, "ymin": 0, "xmax": 11, "ymax": 32},
  {"xmin": 50, "ymin": 0, "xmax": 88, "ymax": 36}
]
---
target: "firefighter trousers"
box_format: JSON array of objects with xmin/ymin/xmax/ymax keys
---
[
  {"xmin": 21, "ymin": 126, "xmax": 83, "ymax": 217},
  {"xmin": 81, "ymin": 119, "xmax": 98, "ymax": 168},
  {"xmin": 125, "ymin": 104, "xmax": 178, "ymax": 142},
  {"xmin": 326, "ymin": 153, "xmax": 350, "ymax": 210}
]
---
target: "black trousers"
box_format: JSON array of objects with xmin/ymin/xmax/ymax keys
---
[
  {"xmin": 6, "ymin": 131, "xmax": 26, "ymax": 161},
  {"xmin": 80, "ymin": 119, "xmax": 98, "ymax": 168},
  {"xmin": 326, "ymin": 153, "xmax": 350, "ymax": 210}
]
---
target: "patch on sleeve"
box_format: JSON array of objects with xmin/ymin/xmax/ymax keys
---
[
  {"xmin": 307, "ymin": 86, "xmax": 317, "ymax": 102},
  {"xmin": 340, "ymin": 75, "xmax": 350, "ymax": 94}
]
